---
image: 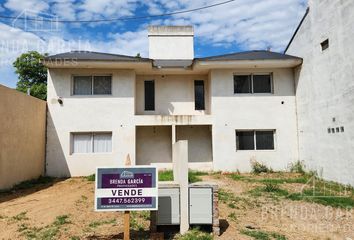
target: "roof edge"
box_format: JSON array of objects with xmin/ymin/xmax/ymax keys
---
[{"xmin": 284, "ymin": 7, "xmax": 310, "ymax": 53}]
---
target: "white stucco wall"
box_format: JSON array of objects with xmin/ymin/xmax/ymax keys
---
[
  {"xmin": 136, "ymin": 75, "xmax": 210, "ymax": 115},
  {"xmin": 210, "ymin": 68, "xmax": 298, "ymax": 172},
  {"xmin": 148, "ymin": 26, "xmax": 194, "ymax": 60},
  {"xmin": 136, "ymin": 126, "xmax": 172, "ymax": 165},
  {"xmin": 286, "ymin": 0, "xmax": 354, "ymax": 185},
  {"xmin": 47, "ymin": 66, "xmax": 298, "ymax": 176},
  {"xmin": 176, "ymin": 125, "xmax": 212, "ymax": 163},
  {"xmin": 46, "ymin": 68, "xmax": 136, "ymax": 177}
]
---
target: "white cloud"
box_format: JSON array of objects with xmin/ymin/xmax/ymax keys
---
[
  {"xmin": 4, "ymin": 0, "xmax": 49, "ymax": 13},
  {"xmin": 160, "ymin": 0, "xmax": 307, "ymax": 51}
]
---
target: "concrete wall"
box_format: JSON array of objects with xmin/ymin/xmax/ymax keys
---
[
  {"xmin": 46, "ymin": 68, "xmax": 136, "ymax": 177},
  {"xmin": 176, "ymin": 125, "xmax": 212, "ymax": 163},
  {"xmin": 148, "ymin": 26, "xmax": 194, "ymax": 60},
  {"xmin": 210, "ymin": 68, "xmax": 298, "ymax": 172},
  {"xmin": 0, "ymin": 85, "xmax": 46, "ymax": 189},
  {"xmin": 136, "ymin": 75, "xmax": 210, "ymax": 115},
  {"xmin": 286, "ymin": 0, "xmax": 354, "ymax": 185},
  {"xmin": 136, "ymin": 126, "xmax": 172, "ymax": 166}
]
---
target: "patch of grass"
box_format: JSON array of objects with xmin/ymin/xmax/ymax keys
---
[
  {"xmin": 228, "ymin": 202, "xmax": 236, "ymax": 208},
  {"xmin": 86, "ymin": 174, "xmax": 95, "ymax": 182},
  {"xmin": 284, "ymin": 176, "xmax": 354, "ymax": 208},
  {"xmin": 54, "ymin": 215, "xmax": 71, "ymax": 226},
  {"xmin": 12, "ymin": 212, "xmax": 29, "ymax": 221},
  {"xmin": 229, "ymin": 173, "xmax": 246, "ymax": 181},
  {"xmin": 241, "ymin": 229, "xmax": 287, "ymax": 240},
  {"xmin": 251, "ymin": 161, "xmax": 272, "ymax": 174},
  {"xmin": 158, "ymin": 170, "xmax": 173, "ymax": 181},
  {"xmin": 88, "ymin": 218, "xmax": 116, "ymax": 228},
  {"xmin": 70, "ymin": 236, "xmax": 80, "ymax": 240},
  {"xmin": 289, "ymin": 161, "xmax": 305, "ymax": 174},
  {"xmin": 228, "ymin": 212, "xmax": 237, "ymax": 222},
  {"xmin": 178, "ymin": 227, "xmax": 213, "ymax": 240},
  {"xmin": 249, "ymin": 184, "xmax": 289, "ymax": 199},
  {"xmin": 0, "ymin": 214, "xmax": 6, "ymax": 219},
  {"xmin": 19, "ymin": 215, "xmax": 72, "ymax": 240},
  {"xmin": 159, "ymin": 170, "xmax": 208, "ymax": 183},
  {"xmin": 40, "ymin": 226, "xmax": 60, "ymax": 240},
  {"xmin": 287, "ymin": 190, "xmax": 354, "ymax": 208},
  {"xmin": 218, "ymin": 189, "xmax": 235, "ymax": 203},
  {"xmin": 130, "ymin": 212, "xmax": 144, "ymax": 231}
]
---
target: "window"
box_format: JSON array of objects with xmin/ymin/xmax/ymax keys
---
[
  {"xmin": 234, "ymin": 74, "xmax": 272, "ymax": 94},
  {"xmin": 321, "ymin": 39, "xmax": 329, "ymax": 51},
  {"xmin": 73, "ymin": 75, "xmax": 112, "ymax": 95},
  {"xmin": 236, "ymin": 130, "xmax": 275, "ymax": 150},
  {"xmin": 72, "ymin": 132, "xmax": 112, "ymax": 154},
  {"xmin": 194, "ymin": 80, "xmax": 205, "ymax": 110},
  {"xmin": 234, "ymin": 75, "xmax": 251, "ymax": 93},
  {"xmin": 144, "ymin": 80, "xmax": 155, "ymax": 111}
]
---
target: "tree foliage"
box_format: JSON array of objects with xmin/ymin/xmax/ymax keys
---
[{"xmin": 13, "ymin": 51, "xmax": 48, "ymax": 100}]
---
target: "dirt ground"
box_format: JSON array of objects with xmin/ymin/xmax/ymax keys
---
[{"xmin": 0, "ymin": 173, "xmax": 353, "ymax": 240}]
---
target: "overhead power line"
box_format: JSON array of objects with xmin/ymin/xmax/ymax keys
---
[{"xmin": 0, "ymin": 0, "xmax": 236, "ymax": 23}]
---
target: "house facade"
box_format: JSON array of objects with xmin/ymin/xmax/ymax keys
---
[{"xmin": 44, "ymin": 26, "xmax": 302, "ymax": 177}]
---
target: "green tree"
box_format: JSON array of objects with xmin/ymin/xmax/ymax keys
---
[{"xmin": 13, "ymin": 51, "xmax": 48, "ymax": 100}]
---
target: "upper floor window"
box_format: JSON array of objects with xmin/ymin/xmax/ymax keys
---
[
  {"xmin": 194, "ymin": 80, "xmax": 205, "ymax": 110},
  {"xmin": 144, "ymin": 80, "xmax": 155, "ymax": 111},
  {"xmin": 236, "ymin": 130, "xmax": 275, "ymax": 150},
  {"xmin": 73, "ymin": 75, "xmax": 112, "ymax": 95},
  {"xmin": 234, "ymin": 73, "xmax": 272, "ymax": 94}
]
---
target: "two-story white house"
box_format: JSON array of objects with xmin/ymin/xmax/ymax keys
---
[{"xmin": 44, "ymin": 26, "xmax": 302, "ymax": 177}]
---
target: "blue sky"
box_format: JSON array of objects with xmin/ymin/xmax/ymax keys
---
[{"xmin": 0, "ymin": 0, "xmax": 307, "ymax": 88}]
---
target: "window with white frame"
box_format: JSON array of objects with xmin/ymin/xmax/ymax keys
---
[
  {"xmin": 236, "ymin": 130, "xmax": 275, "ymax": 150},
  {"xmin": 73, "ymin": 75, "xmax": 112, "ymax": 95},
  {"xmin": 234, "ymin": 73, "xmax": 272, "ymax": 94},
  {"xmin": 72, "ymin": 132, "xmax": 112, "ymax": 153}
]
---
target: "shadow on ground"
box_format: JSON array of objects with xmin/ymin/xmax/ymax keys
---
[{"xmin": 0, "ymin": 177, "xmax": 65, "ymax": 203}]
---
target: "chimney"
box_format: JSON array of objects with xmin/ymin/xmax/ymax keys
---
[{"xmin": 148, "ymin": 26, "xmax": 194, "ymax": 60}]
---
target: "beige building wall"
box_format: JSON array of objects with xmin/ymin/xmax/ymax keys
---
[{"xmin": 0, "ymin": 85, "xmax": 46, "ymax": 190}]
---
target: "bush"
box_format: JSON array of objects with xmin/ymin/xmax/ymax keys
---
[
  {"xmin": 264, "ymin": 182, "xmax": 280, "ymax": 192},
  {"xmin": 179, "ymin": 228, "xmax": 213, "ymax": 240},
  {"xmin": 289, "ymin": 161, "xmax": 305, "ymax": 174},
  {"xmin": 86, "ymin": 174, "xmax": 95, "ymax": 181},
  {"xmin": 251, "ymin": 161, "xmax": 272, "ymax": 174}
]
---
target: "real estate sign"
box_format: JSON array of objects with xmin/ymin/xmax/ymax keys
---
[{"xmin": 95, "ymin": 166, "xmax": 158, "ymax": 211}]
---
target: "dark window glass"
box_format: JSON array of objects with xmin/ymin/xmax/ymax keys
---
[
  {"xmin": 236, "ymin": 131, "xmax": 255, "ymax": 150},
  {"xmin": 321, "ymin": 39, "xmax": 329, "ymax": 51},
  {"xmin": 255, "ymin": 131, "xmax": 274, "ymax": 150},
  {"xmin": 253, "ymin": 74, "xmax": 272, "ymax": 93},
  {"xmin": 73, "ymin": 76, "xmax": 92, "ymax": 95},
  {"xmin": 234, "ymin": 75, "xmax": 251, "ymax": 93},
  {"xmin": 144, "ymin": 80, "xmax": 155, "ymax": 111},
  {"xmin": 93, "ymin": 76, "xmax": 111, "ymax": 95},
  {"xmin": 195, "ymin": 80, "xmax": 205, "ymax": 110}
]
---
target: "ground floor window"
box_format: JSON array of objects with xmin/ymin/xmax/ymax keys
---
[
  {"xmin": 236, "ymin": 130, "xmax": 275, "ymax": 150},
  {"xmin": 71, "ymin": 132, "xmax": 112, "ymax": 154}
]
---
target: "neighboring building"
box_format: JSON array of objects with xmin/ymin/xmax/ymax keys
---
[
  {"xmin": 44, "ymin": 26, "xmax": 302, "ymax": 177},
  {"xmin": 285, "ymin": 0, "xmax": 354, "ymax": 186}
]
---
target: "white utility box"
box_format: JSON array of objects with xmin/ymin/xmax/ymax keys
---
[
  {"xmin": 157, "ymin": 187, "xmax": 180, "ymax": 225},
  {"xmin": 189, "ymin": 187, "xmax": 213, "ymax": 224}
]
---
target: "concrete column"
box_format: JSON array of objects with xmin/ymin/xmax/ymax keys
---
[{"xmin": 172, "ymin": 140, "xmax": 189, "ymax": 234}]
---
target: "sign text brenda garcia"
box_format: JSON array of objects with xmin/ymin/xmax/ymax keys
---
[{"xmin": 95, "ymin": 166, "xmax": 158, "ymax": 211}]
